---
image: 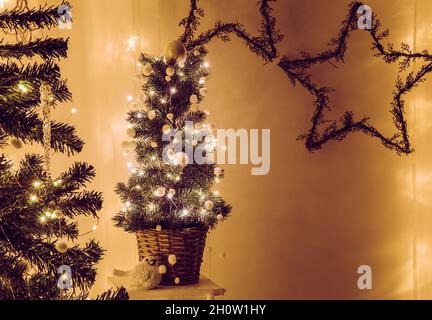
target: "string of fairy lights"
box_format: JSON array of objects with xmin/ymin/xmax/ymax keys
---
[
  {"xmin": 1, "ymin": 1, "xmax": 99, "ymax": 267},
  {"xmin": 121, "ymin": 42, "xmax": 224, "ymax": 221},
  {"xmin": 120, "ymin": 37, "xmax": 226, "ymax": 284}
]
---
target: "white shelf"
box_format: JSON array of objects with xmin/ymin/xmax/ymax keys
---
[{"xmin": 107, "ymin": 275, "xmax": 225, "ymax": 300}]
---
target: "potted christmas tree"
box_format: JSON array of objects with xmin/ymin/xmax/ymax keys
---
[{"xmin": 114, "ymin": 40, "xmax": 231, "ymax": 286}]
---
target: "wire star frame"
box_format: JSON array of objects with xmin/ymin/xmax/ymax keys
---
[{"xmin": 178, "ymin": 0, "xmax": 432, "ymax": 155}]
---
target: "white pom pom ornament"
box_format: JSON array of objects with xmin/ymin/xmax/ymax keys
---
[
  {"xmin": 205, "ymin": 200, "xmax": 214, "ymax": 210},
  {"xmin": 126, "ymin": 128, "xmax": 136, "ymax": 138},
  {"xmin": 168, "ymin": 254, "xmax": 177, "ymax": 265},
  {"xmin": 10, "ymin": 138, "xmax": 23, "ymax": 149},
  {"xmin": 189, "ymin": 95, "xmax": 198, "ymax": 104},
  {"xmin": 154, "ymin": 187, "xmax": 166, "ymax": 198},
  {"xmin": 142, "ymin": 63, "xmax": 153, "ymax": 76},
  {"xmin": 159, "ymin": 265, "xmax": 167, "ymax": 274},
  {"xmin": 55, "ymin": 241, "xmax": 68, "ymax": 254},
  {"xmin": 166, "ymin": 67, "xmax": 175, "ymax": 77},
  {"xmin": 165, "ymin": 40, "xmax": 187, "ymax": 61},
  {"xmin": 148, "ymin": 110, "xmax": 156, "ymax": 120},
  {"xmin": 162, "ymin": 125, "xmax": 171, "ymax": 135}
]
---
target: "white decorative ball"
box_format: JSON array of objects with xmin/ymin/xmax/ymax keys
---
[
  {"xmin": 168, "ymin": 254, "xmax": 177, "ymax": 265},
  {"xmin": 165, "ymin": 76, "xmax": 172, "ymax": 82},
  {"xmin": 166, "ymin": 113, "xmax": 174, "ymax": 121},
  {"xmin": 175, "ymin": 277, "xmax": 181, "ymax": 285},
  {"xmin": 139, "ymin": 93, "xmax": 147, "ymax": 103},
  {"xmin": 165, "ymin": 40, "xmax": 187, "ymax": 61},
  {"xmin": 159, "ymin": 265, "xmax": 167, "ymax": 274},
  {"xmin": 189, "ymin": 94, "xmax": 198, "ymax": 104},
  {"xmin": 199, "ymin": 88, "xmax": 208, "ymax": 96},
  {"xmin": 55, "ymin": 241, "xmax": 68, "ymax": 254},
  {"xmin": 148, "ymin": 110, "xmax": 156, "ymax": 120},
  {"xmin": 142, "ymin": 63, "xmax": 153, "ymax": 76},
  {"xmin": 155, "ymin": 187, "xmax": 166, "ymax": 198},
  {"xmin": 156, "ymin": 225, "xmax": 162, "ymax": 232},
  {"xmin": 126, "ymin": 128, "xmax": 136, "ymax": 138},
  {"xmin": 194, "ymin": 50, "xmax": 200, "ymax": 56},
  {"xmin": 214, "ymin": 167, "xmax": 223, "ymax": 177},
  {"xmin": 217, "ymin": 214, "xmax": 224, "ymax": 222},
  {"xmin": 10, "ymin": 138, "xmax": 23, "ymax": 149},
  {"xmin": 205, "ymin": 200, "xmax": 214, "ymax": 210},
  {"xmin": 166, "ymin": 67, "xmax": 176, "ymax": 77},
  {"xmin": 128, "ymin": 141, "xmax": 138, "ymax": 149},
  {"xmin": 162, "ymin": 125, "xmax": 171, "ymax": 135}
]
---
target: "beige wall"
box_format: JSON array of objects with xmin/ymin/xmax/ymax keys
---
[{"xmin": 21, "ymin": 0, "xmax": 432, "ymax": 299}]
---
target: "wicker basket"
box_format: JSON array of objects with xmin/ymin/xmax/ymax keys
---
[{"xmin": 136, "ymin": 227, "xmax": 208, "ymax": 286}]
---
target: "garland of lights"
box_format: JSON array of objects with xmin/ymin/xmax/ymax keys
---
[{"xmin": 179, "ymin": 0, "xmax": 432, "ymax": 155}]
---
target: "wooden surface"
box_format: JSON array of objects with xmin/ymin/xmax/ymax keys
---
[{"xmin": 108, "ymin": 275, "xmax": 225, "ymax": 300}]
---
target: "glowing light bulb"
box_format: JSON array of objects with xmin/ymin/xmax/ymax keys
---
[
  {"xmin": 92, "ymin": 225, "xmax": 98, "ymax": 231},
  {"xmin": 161, "ymin": 98, "xmax": 167, "ymax": 104},
  {"xmin": 199, "ymin": 78, "xmax": 205, "ymax": 85},
  {"xmin": 214, "ymin": 191, "xmax": 220, "ymax": 196},
  {"xmin": 40, "ymin": 216, "xmax": 47, "ymax": 223},
  {"xmin": 53, "ymin": 180, "xmax": 62, "ymax": 187},
  {"xmin": 149, "ymin": 90, "xmax": 155, "ymax": 96},
  {"xmin": 127, "ymin": 95, "xmax": 134, "ymax": 102},
  {"xmin": 29, "ymin": 195, "xmax": 38, "ymax": 202},
  {"xmin": 135, "ymin": 185, "xmax": 141, "ymax": 190},
  {"xmin": 33, "ymin": 181, "xmax": 42, "ymax": 188},
  {"xmin": 127, "ymin": 36, "xmax": 139, "ymax": 51},
  {"xmin": 170, "ymin": 88, "xmax": 177, "ymax": 94},
  {"xmin": 71, "ymin": 108, "xmax": 77, "ymax": 114},
  {"xmin": 136, "ymin": 113, "xmax": 143, "ymax": 119},
  {"xmin": 181, "ymin": 209, "xmax": 189, "ymax": 216},
  {"xmin": 18, "ymin": 83, "xmax": 28, "ymax": 93},
  {"xmin": 203, "ymin": 62, "xmax": 210, "ymax": 68},
  {"xmin": 125, "ymin": 201, "xmax": 131, "ymax": 208}
]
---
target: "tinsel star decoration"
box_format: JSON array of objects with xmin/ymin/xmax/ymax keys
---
[{"xmin": 179, "ymin": 0, "xmax": 432, "ymax": 155}]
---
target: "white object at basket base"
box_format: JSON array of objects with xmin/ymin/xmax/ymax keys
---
[{"xmin": 107, "ymin": 275, "xmax": 225, "ymax": 300}]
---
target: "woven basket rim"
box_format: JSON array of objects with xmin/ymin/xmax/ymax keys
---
[{"xmin": 136, "ymin": 227, "xmax": 208, "ymax": 232}]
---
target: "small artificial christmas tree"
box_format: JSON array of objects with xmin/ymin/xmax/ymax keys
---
[
  {"xmin": 114, "ymin": 42, "xmax": 231, "ymax": 285},
  {"xmin": 0, "ymin": 2, "xmax": 126, "ymax": 300}
]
